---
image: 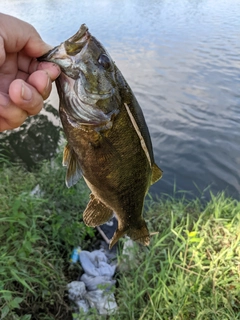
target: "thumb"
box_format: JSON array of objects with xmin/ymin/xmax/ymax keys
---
[
  {"xmin": 0, "ymin": 13, "xmax": 52, "ymax": 58},
  {"xmin": 24, "ymin": 36, "xmax": 53, "ymax": 58}
]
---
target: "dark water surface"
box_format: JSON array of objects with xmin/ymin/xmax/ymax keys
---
[{"xmin": 3, "ymin": 0, "xmax": 240, "ymax": 199}]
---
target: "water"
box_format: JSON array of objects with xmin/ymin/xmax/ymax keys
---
[{"xmin": 2, "ymin": 0, "xmax": 240, "ymax": 199}]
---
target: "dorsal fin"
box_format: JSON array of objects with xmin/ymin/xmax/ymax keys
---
[
  {"xmin": 151, "ymin": 163, "xmax": 163, "ymax": 185},
  {"xmin": 124, "ymin": 102, "xmax": 163, "ymax": 184},
  {"xmin": 124, "ymin": 103, "xmax": 151, "ymax": 166}
]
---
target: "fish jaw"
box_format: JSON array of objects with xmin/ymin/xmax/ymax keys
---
[
  {"xmin": 38, "ymin": 24, "xmax": 90, "ymax": 79},
  {"xmin": 38, "ymin": 24, "xmax": 120, "ymax": 114},
  {"xmin": 38, "ymin": 43, "xmax": 81, "ymax": 79}
]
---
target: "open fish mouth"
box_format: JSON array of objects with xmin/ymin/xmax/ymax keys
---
[
  {"xmin": 39, "ymin": 46, "xmax": 59, "ymax": 60},
  {"xmin": 38, "ymin": 44, "xmax": 72, "ymax": 64},
  {"xmin": 39, "ymin": 24, "xmax": 89, "ymax": 61}
]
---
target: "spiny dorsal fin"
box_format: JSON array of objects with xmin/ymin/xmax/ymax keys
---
[
  {"xmin": 151, "ymin": 163, "xmax": 163, "ymax": 185},
  {"xmin": 63, "ymin": 143, "xmax": 82, "ymax": 188},
  {"xmin": 83, "ymin": 194, "xmax": 113, "ymax": 227}
]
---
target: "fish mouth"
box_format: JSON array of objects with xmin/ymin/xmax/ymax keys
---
[
  {"xmin": 38, "ymin": 46, "xmax": 59, "ymax": 61},
  {"xmin": 38, "ymin": 44, "xmax": 72, "ymax": 66},
  {"xmin": 38, "ymin": 24, "xmax": 90, "ymax": 70},
  {"xmin": 37, "ymin": 46, "xmax": 64, "ymax": 61}
]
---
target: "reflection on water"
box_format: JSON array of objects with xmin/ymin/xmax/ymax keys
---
[{"xmin": 2, "ymin": 0, "xmax": 240, "ymax": 199}]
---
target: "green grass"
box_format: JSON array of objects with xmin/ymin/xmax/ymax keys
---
[
  {"xmin": 0, "ymin": 153, "xmax": 240, "ymax": 319},
  {"xmin": 115, "ymin": 194, "xmax": 240, "ymax": 320},
  {"xmin": 0, "ymin": 152, "xmax": 93, "ymax": 320}
]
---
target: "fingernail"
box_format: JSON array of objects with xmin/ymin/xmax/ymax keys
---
[
  {"xmin": 43, "ymin": 76, "xmax": 51, "ymax": 98},
  {"xmin": 0, "ymin": 93, "xmax": 10, "ymax": 106},
  {"xmin": 38, "ymin": 62, "xmax": 61, "ymax": 78},
  {"xmin": 21, "ymin": 84, "xmax": 32, "ymax": 101}
]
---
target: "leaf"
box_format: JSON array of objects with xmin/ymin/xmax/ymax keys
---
[
  {"xmin": 189, "ymin": 237, "xmax": 202, "ymax": 243},
  {"xmin": 1, "ymin": 305, "xmax": 10, "ymax": 319},
  {"xmin": 1, "ymin": 291, "xmax": 12, "ymax": 302},
  {"xmin": 9, "ymin": 297, "xmax": 23, "ymax": 309},
  {"xmin": 188, "ymin": 231, "xmax": 197, "ymax": 237},
  {"xmin": 21, "ymin": 315, "xmax": 32, "ymax": 320},
  {"xmin": 10, "ymin": 270, "xmax": 35, "ymax": 294}
]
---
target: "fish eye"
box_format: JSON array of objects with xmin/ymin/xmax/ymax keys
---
[{"xmin": 98, "ymin": 54, "xmax": 111, "ymax": 69}]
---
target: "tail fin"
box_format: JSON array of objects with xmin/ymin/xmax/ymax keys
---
[
  {"xmin": 109, "ymin": 220, "xmax": 150, "ymax": 249},
  {"xmin": 109, "ymin": 229, "xmax": 126, "ymax": 249},
  {"xmin": 127, "ymin": 222, "xmax": 150, "ymax": 246}
]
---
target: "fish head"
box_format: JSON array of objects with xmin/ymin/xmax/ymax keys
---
[{"xmin": 39, "ymin": 24, "xmax": 121, "ymax": 118}]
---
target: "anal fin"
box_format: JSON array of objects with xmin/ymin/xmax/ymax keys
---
[
  {"xmin": 151, "ymin": 163, "xmax": 163, "ymax": 185},
  {"xmin": 83, "ymin": 194, "xmax": 113, "ymax": 227}
]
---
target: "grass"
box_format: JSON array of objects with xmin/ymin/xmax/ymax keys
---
[
  {"xmin": 0, "ymin": 151, "xmax": 93, "ymax": 320},
  {"xmin": 114, "ymin": 194, "xmax": 240, "ymax": 320},
  {"xmin": 0, "ymin": 152, "xmax": 240, "ymax": 319}
]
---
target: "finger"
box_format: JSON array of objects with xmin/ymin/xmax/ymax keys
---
[
  {"xmin": 0, "ymin": 92, "xmax": 28, "ymax": 132},
  {"xmin": 8, "ymin": 79, "xmax": 44, "ymax": 116},
  {"xmin": 10, "ymin": 54, "xmax": 60, "ymax": 85},
  {"xmin": 16, "ymin": 51, "xmax": 38, "ymax": 74},
  {"xmin": 0, "ymin": 53, "xmax": 18, "ymax": 92},
  {"xmin": 27, "ymin": 70, "xmax": 52, "ymax": 100},
  {"xmin": 37, "ymin": 61, "xmax": 61, "ymax": 81},
  {"xmin": 0, "ymin": 13, "xmax": 52, "ymax": 56}
]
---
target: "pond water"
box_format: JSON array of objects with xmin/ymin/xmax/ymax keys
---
[{"xmin": 2, "ymin": 0, "xmax": 240, "ymax": 199}]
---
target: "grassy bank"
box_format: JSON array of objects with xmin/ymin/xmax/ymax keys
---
[
  {"xmin": 0, "ymin": 155, "xmax": 239, "ymax": 319},
  {"xmin": 0, "ymin": 153, "xmax": 92, "ymax": 319},
  {"xmin": 116, "ymin": 194, "xmax": 240, "ymax": 320}
]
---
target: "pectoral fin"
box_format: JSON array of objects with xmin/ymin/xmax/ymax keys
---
[
  {"xmin": 151, "ymin": 163, "xmax": 163, "ymax": 185},
  {"xmin": 63, "ymin": 143, "xmax": 82, "ymax": 188},
  {"xmin": 83, "ymin": 194, "xmax": 113, "ymax": 227}
]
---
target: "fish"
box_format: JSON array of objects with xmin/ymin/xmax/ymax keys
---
[{"xmin": 39, "ymin": 24, "xmax": 162, "ymax": 249}]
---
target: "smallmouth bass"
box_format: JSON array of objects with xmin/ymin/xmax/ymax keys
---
[{"xmin": 39, "ymin": 24, "xmax": 162, "ymax": 249}]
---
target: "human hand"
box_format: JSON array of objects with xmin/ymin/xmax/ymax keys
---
[{"xmin": 0, "ymin": 13, "xmax": 61, "ymax": 132}]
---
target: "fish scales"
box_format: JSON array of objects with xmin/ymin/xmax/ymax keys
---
[{"xmin": 39, "ymin": 24, "xmax": 162, "ymax": 249}]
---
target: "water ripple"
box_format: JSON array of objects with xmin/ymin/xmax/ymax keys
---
[{"xmin": 3, "ymin": 0, "xmax": 240, "ymax": 199}]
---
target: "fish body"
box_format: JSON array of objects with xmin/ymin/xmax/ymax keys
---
[{"xmin": 39, "ymin": 25, "xmax": 162, "ymax": 248}]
